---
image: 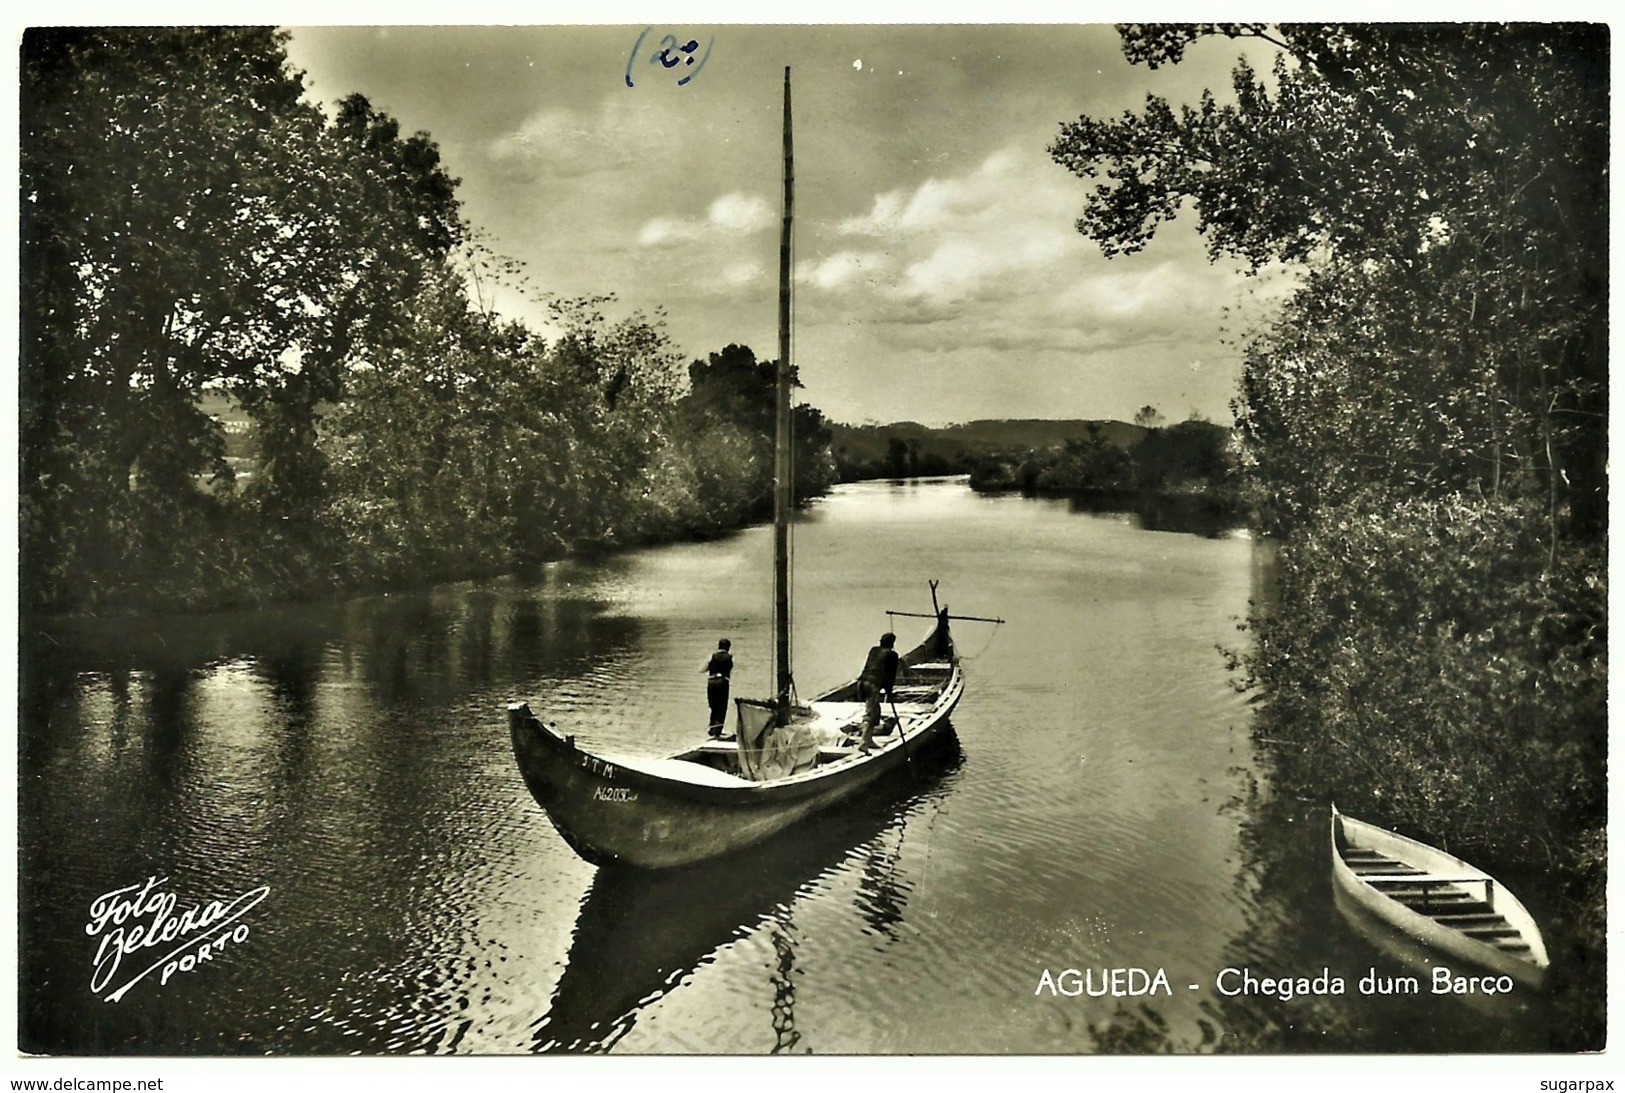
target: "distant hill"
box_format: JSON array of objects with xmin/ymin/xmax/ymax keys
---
[{"xmin": 828, "ymin": 418, "xmax": 1149, "ymax": 479}]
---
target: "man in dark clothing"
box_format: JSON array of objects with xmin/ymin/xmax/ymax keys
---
[
  {"xmin": 704, "ymin": 638, "xmax": 733, "ymax": 737},
  {"xmin": 856, "ymin": 632, "xmax": 899, "ymax": 753}
]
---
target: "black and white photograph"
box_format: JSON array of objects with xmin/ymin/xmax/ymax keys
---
[{"xmin": 12, "ymin": 13, "xmax": 1611, "ymax": 1077}]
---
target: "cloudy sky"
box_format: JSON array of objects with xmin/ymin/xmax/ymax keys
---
[{"xmin": 285, "ymin": 24, "xmax": 1289, "ymax": 426}]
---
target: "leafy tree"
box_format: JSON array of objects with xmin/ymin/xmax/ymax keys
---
[
  {"xmin": 21, "ymin": 28, "xmax": 310, "ymax": 606},
  {"xmin": 884, "ymin": 437, "xmax": 911, "ymax": 479},
  {"xmin": 322, "ymin": 289, "xmax": 839, "ymax": 582},
  {"xmin": 1132, "ymin": 419, "xmax": 1229, "ymax": 492},
  {"xmin": 241, "ymin": 91, "xmax": 463, "ymax": 535},
  {"xmin": 682, "ymin": 343, "xmax": 835, "ymax": 507},
  {"xmin": 1052, "ymin": 24, "xmax": 1606, "ymax": 541},
  {"xmin": 321, "ymin": 260, "xmax": 538, "ymax": 581},
  {"xmin": 1034, "ymin": 427, "xmax": 1135, "ymax": 493},
  {"xmin": 1053, "ymin": 27, "xmax": 1605, "ymax": 1032},
  {"xmin": 20, "ymin": 28, "xmax": 463, "ymax": 609}
]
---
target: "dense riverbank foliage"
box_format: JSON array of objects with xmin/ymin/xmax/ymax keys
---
[
  {"xmin": 828, "ymin": 418, "xmax": 1143, "ymax": 481},
  {"xmin": 1055, "ymin": 24, "xmax": 1606, "ymax": 1043},
  {"xmin": 20, "ymin": 29, "xmax": 833, "ymax": 615},
  {"xmin": 966, "ymin": 416, "xmax": 1238, "ymax": 502},
  {"xmin": 829, "ymin": 416, "xmax": 1243, "ymax": 518}
]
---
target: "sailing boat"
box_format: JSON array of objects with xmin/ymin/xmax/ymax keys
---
[{"xmin": 507, "ymin": 69, "xmax": 976, "ymax": 870}]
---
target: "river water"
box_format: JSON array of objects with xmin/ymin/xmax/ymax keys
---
[{"xmin": 18, "ymin": 479, "xmax": 1554, "ymax": 1055}]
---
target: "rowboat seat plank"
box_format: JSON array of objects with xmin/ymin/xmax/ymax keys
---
[
  {"xmin": 1411, "ymin": 905, "xmax": 1495, "ymax": 922},
  {"xmin": 1379, "ymin": 886, "xmax": 1477, "ymax": 897},
  {"xmin": 1379, "ymin": 887, "xmax": 1477, "ymax": 900},
  {"xmin": 1352, "ymin": 864, "xmax": 1427, "ymax": 875},
  {"xmin": 1366, "ymin": 874, "xmax": 1485, "ymax": 888},
  {"xmin": 1430, "ymin": 913, "xmax": 1511, "ymax": 925},
  {"xmin": 1388, "ymin": 888, "xmax": 1482, "ymax": 902},
  {"xmin": 1399, "ymin": 896, "xmax": 1493, "ymax": 914}
]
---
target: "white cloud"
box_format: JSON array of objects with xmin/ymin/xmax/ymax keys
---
[
  {"xmin": 707, "ymin": 193, "xmax": 775, "ymax": 233},
  {"xmin": 900, "ymin": 228, "xmax": 1070, "ymax": 301},
  {"xmin": 838, "ymin": 147, "xmax": 1025, "ymax": 238},
  {"xmin": 719, "ymin": 260, "xmax": 766, "ymax": 289},
  {"xmin": 483, "ymin": 95, "xmax": 674, "ymax": 181},
  {"xmin": 800, "ymin": 250, "xmax": 893, "ymax": 291},
  {"xmin": 488, "ymin": 106, "xmax": 583, "ymax": 162},
  {"xmin": 816, "ymin": 145, "xmax": 1081, "ymax": 306},
  {"xmin": 487, "ymin": 109, "xmax": 614, "ymax": 179},
  {"xmin": 637, "ymin": 217, "xmax": 691, "ymax": 247},
  {"xmin": 1057, "ymin": 260, "xmax": 1189, "ymax": 317},
  {"xmin": 638, "ymin": 191, "xmax": 775, "ymax": 247}
]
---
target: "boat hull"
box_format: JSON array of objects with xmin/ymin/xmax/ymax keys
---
[
  {"xmin": 510, "ymin": 622, "xmax": 963, "ymax": 869},
  {"xmin": 1330, "ymin": 806, "xmax": 1549, "ymax": 990}
]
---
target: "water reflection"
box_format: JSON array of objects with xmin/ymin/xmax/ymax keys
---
[
  {"xmin": 767, "ymin": 912, "xmax": 802, "ymax": 1054},
  {"xmin": 1064, "ymin": 492, "xmax": 1246, "ymax": 539},
  {"xmin": 23, "ymin": 480, "xmax": 1558, "ymax": 1055},
  {"xmin": 533, "ymin": 735, "xmax": 963, "ymax": 1053},
  {"xmin": 1329, "ymin": 887, "xmax": 1530, "ymax": 1022},
  {"xmin": 17, "ymin": 575, "xmax": 652, "ymax": 1056},
  {"xmin": 855, "ymin": 829, "xmax": 909, "ymax": 942}
]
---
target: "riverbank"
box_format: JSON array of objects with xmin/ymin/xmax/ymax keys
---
[
  {"xmin": 970, "ymin": 481, "xmax": 1250, "ymax": 535},
  {"xmin": 25, "ymin": 331, "xmax": 840, "ymax": 620},
  {"xmin": 21, "ymin": 489, "xmax": 814, "ymax": 621},
  {"xmin": 1238, "ymin": 494, "xmax": 1606, "ymax": 1050}
]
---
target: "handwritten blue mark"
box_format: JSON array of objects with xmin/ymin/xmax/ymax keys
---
[{"xmin": 626, "ymin": 27, "xmax": 714, "ymax": 88}]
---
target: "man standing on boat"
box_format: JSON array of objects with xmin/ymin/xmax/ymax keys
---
[
  {"xmin": 857, "ymin": 632, "xmax": 899, "ymax": 753},
  {"xmin": 704, "ymin": 638, "xmax": 733, "ymax": 738}
]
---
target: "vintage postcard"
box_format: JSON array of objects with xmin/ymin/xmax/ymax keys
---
[{"xmin": 10, "ymin": 13, "xmax": 1612, "ymax": 1087}]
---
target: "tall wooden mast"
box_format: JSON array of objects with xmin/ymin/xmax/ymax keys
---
[{"xmin": 773, "ymin": 66, "xmax": 794, "ymax": 725}]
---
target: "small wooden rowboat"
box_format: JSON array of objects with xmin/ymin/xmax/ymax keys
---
[
  {"xmin": 1331, "ymin": 805, "xmax": 1549, "ymax": 989},
  {"xmin": 509, "ymin": 614, "xmax": 962, "ymax": 869}
]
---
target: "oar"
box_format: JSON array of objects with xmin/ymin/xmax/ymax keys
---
[{"xmin": 888, "ymin": 693, "xmax": 913, "ymax": 772}]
